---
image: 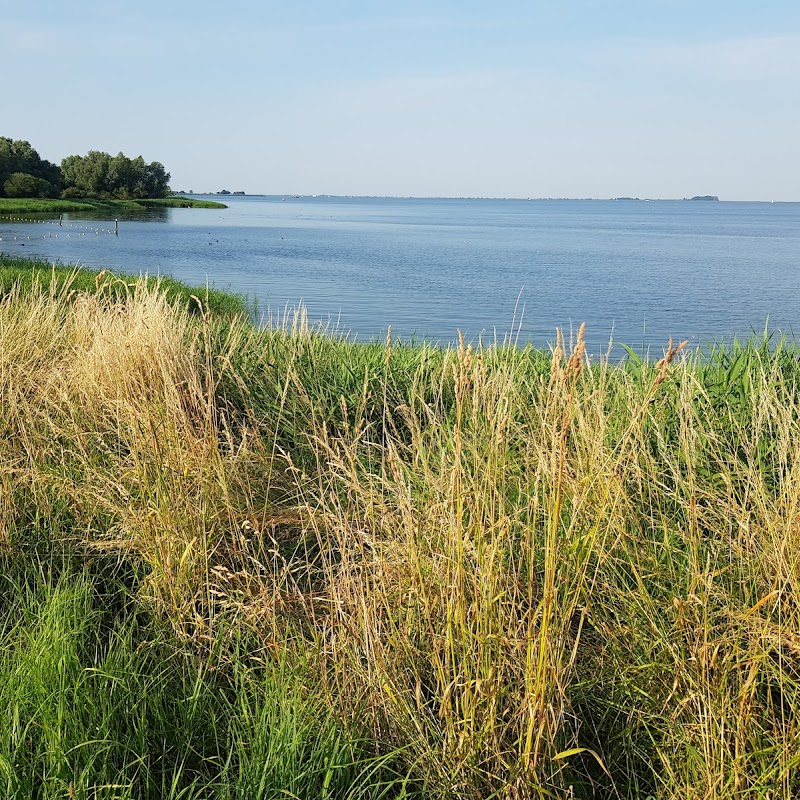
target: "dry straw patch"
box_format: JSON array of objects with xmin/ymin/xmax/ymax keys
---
[
  {"xmin": 1, "ymin": 275, "xmax": 252, "ymax": 633},
  {"xmin": 296, "ymin": 324, "xmax": 624, "ymax": 796}
]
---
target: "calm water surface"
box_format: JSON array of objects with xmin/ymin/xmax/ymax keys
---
[{"xmin": 1, "ymin": 196, "xmax": 798, "ymax": 352}]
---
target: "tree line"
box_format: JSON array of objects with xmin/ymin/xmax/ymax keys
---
[{"xmin": 0, "ymin": 137, "xmax": 171, "ymax": 199}]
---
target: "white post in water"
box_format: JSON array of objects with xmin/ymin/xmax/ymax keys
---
[
  {"xmin": 115, "ymin": 219, "xmax": 119, "ymax": 236},
  {"xmin": 59, "ymin": 214, "xmax": 63, "ymax": 227}
]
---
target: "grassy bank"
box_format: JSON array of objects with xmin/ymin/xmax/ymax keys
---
[
  {"xmin": 0, "ymin": 196, "xmax": 226, "ymax": 214},
  {"xmin": 2, "ymin": 268, "xmax": 800, "ymax": 798},
  {"xmin": 0, "ymin": 254, "xmax": 248, "ymax": 319},
  {"xmin": 136, "ymin": 196, "xmax": 228, "ymax": 209}
]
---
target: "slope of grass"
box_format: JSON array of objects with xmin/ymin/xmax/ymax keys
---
[
  {"xmin": 0, "ymin": 254, "xmax": 248, "ymax": 319},
  {"xmin": 133, "ymin": 197, "xmax": 228, "ymax": 209},
  {"xmin": 2, "ymin": 276, "xmax": 799, "ymax": 798},
  {"xmin": 0, "ymin": 196, "xmax": 226, "ymax": 213}
]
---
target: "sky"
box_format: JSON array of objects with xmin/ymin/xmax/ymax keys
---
[{"xmin": 4, "ymin": 1, "xmax": 799, "ymax": 200}]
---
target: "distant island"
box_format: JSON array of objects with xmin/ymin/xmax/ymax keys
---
[{"xmin": 614, "ymin": 195, "xmax": 721, "ymax": 202}]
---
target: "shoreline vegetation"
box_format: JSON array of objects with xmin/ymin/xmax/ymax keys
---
[
  {"xmin": 1, "ymin": 137, "xmax": 224, "ymax": 212},
  {"xmin": 2, "ymin": 257, "xmax": 800, "ymax": 798},
  {"xmin": 0, "ymin": 196, "xmax": 227, "ymax": 214},
  {"xmin": 0, "ymin": 254, "xmax": 246, "ymax": 318}
]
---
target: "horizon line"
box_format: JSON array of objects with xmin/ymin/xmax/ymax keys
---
[{"xmin": 175, "ymin": 192, "xmax": 799, "ymax": 203}]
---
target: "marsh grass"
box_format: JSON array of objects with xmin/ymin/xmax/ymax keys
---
[
  {"xmin": 0, "ymin": 197, "xmax": 226, "ymax": 213},
  {"xmin": 0, "ymin": 254, "xmax": 248, "ymax": 319},
  {"xmin": 2, "ymin": 272, "xmax": 800, "ymax": 797}
]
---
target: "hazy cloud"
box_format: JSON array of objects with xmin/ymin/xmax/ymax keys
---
[{"xmin": 631, "ymin": 34, "xmax": 800, "ymax": 80}]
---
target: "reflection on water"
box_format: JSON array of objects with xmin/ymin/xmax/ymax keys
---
[
  {"xmin": 1, "ymin": 196, "xmax": 799, "ymax": 353},
  {"xmin": 62, "ymin": 208, "xmax": 171, "ymax": 223},
  {"xmin": 0, "ymin": 208, "xmax": 170, "ymax": 224}
]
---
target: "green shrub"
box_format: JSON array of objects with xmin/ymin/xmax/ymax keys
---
[{"xmin": 3, "ymin": 172, "xmax": 58, "ymax": 199}]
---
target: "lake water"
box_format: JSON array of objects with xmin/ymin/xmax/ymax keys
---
[{"xmin": 1, "ymin": 195, "xmax": 799, "ymax": 353}]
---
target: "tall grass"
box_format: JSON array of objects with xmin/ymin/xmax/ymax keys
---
[
  {"xmin": 2, "ymin": 271, "xmax": 799, "ymax": 797},
  {"xmin": 0, "ymin": 254, "xmax": 248, "ymax": 318},
  {"xmin": 0, "ymin": 567, "xmax": 412, "ymax": 799}
]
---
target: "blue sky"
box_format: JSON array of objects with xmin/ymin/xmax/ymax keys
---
[{"xmin": 5, "ymin": 1, "xmax": 799, "ymax": 199}]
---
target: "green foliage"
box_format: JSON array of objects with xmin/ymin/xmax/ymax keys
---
[
  {"xmin": 60, "ymin": 151, "xmax": 171, "ymax": 199},
  {"xmin": 0, "ymin": 561, "xmax": 417, "ymax": 800},
  {"xmin": 2, "ymin": 172, "xmax": 59, "ymax": 199},
  {"xmin": 0, "ymin": 137, "xmax": 61, "ymax": 197},
  {"xmin": 0, "ymin": 137, "xmax": 176, "ymax": 202}
]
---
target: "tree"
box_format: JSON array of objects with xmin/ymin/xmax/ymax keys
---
[
  {"xmin": 0, "ymin": 137, "xmax": 172, "ymax": 200},
  {"xmin": 139, "ymin": 159, "xmax": 170, "ymax": 198},
  {"xmin": 0, "ymin": 137, "xmax": 61, "ymax": 197},
  {"xmin": 77, "ymin": 150, "xmax": 111, "ymax": 196},
  {"xmin": 60, "ymin": 150, "xmax": 171, "ymax": 199},
  {"xmin": 107, "ymin": 152, "xmax": 137, "ymax": 198},
  {"xmin": 3, "ymin": 172, "xmax": 58, "ymax": 198},
  {"xmin": 59, "ymin": 154, "xmax": 86, "ymax": 194}
]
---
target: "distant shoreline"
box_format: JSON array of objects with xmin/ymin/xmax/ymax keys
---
[
  {"xmin": 0, "ymin": 197, "xmax": 227, "ymax": 214},
  {"xmin": 180, "ymin": 193, "xmax": 796, "ymax": 203}
]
